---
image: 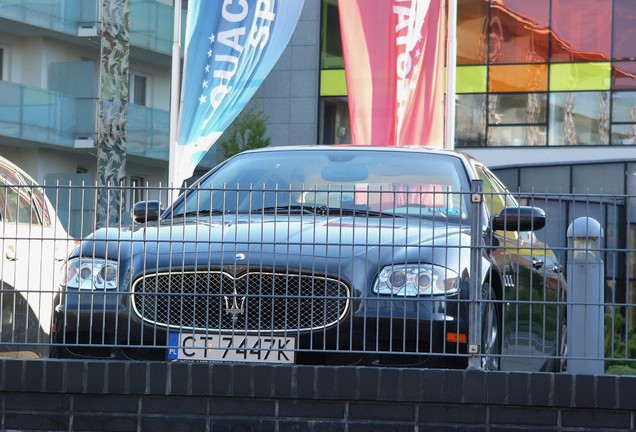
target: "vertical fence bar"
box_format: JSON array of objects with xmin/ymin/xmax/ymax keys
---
[{"xmin": 468, "ymin": 180, "xmax": 483, "ymax": 369}]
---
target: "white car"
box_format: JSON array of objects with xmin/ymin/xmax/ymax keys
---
[{"xmin": 0, "ymin": 155, "xmax": 75, "ymax": 357}]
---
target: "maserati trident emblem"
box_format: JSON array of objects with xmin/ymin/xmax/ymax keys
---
[{"xmin": 223, "ymin": 286, "xmax": 246, "ymax": 321}]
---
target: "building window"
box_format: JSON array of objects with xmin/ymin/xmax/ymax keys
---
[
  {"xmin": 129, "ymin": 73, "xmax": 147, "ymax": 106},
  {"xmin": 487, "ymin": 93, "xmax": 547, "ymax": 146},
  {"xmin": 611, "ymin": 91, "xmax": 636, "ymax": 144},
  {"xmin": 319, "ymin": 97, "xmax": 350, "ymax": 144},
  {"xmin": 320, "ymin": 0, "xmax": 343, "ymax": 69},
  {"xmin": 455, "ymin": 94, "xmax": 486, "ymax": 147},
  {"xmin": 548, "ymin": 92, "xmax": 610, "ymax": 146}
]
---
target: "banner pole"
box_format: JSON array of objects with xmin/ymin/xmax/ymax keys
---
[
  {"xmin": 444, "ymin": 0, "xmax": 457, "ymax": 150},
  {"xmin": 168, "ymin": 0, "xmax": 182, "ymax": 202}
]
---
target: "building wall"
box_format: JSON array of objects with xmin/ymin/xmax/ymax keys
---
[
  {"xmin": 204, "ymin": 0, "xmax": 321, "ymax": 165},
  {"xmin": 255, "ymin": 0, "xmax": 321, "ymax": 148}
]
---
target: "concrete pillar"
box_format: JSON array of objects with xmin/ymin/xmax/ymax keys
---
[{"xmin": 566, "ymin": 217, "xmax": 604, "ymax": 375}]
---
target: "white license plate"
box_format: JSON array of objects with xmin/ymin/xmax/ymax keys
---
[{"xmin": 167, "ymin": 333, "xmax": 296, "ymax": 364}]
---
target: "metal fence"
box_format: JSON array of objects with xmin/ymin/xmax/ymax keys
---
[{"xmin": 0, "ymin": 183, "xmax": 634, "ymax": 374}]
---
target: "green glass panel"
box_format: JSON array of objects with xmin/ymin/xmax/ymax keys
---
[
  {"xmin": 320, "ymin": 69, "xmax": 347, "ymax": 96},
  {"xmin": 549, "ymin": 63, "xmax": 611, "ymax": 91},
  {"xmin": 456, "ymin": 66, "xmax": 487, "ymax": 93}
]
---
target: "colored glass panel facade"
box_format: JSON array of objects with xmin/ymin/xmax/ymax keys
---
[
  {"xmin": 488, "ymin": 0, "xmax": 550, "ymax": 64},
  {"xmin": 457, "ymin": 66, "xmax": 487, "ymax": 93},
  {"xmin": 489, "ymin": 65, "xmax": 548, "ymax": 92},
  {"xmin": 320, "ymin": 70, "xmax": 347, "ymax": 96},
  {"xmin": 549, "ymin": 63, "xmax": 612, "ymax": 91},
  {"xmin": 456, "ymin": 0, "xmax": 488, "ymax": 65},
  {"xmin": 613, "ymin": 0, "xmax": 636, "ymax": 60},
  {"xmin": 319, "ymin": 0, "xmax": 636, "ymax": 148},
  {"xmin": 613, "ymin": 63, "xmax": 636, "ymax": 90},
  {"xmin": 550, "ymin": 0, "xmax": 612, "ymax": 62}
]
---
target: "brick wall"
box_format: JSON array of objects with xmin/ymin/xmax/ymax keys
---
[{"xmin": 1, "ymin": 359, "xmax": 635, "ymax": 431}]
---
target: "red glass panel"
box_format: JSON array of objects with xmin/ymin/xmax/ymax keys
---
[
  {"xmin": 457, "ymin": 0, "xmax": 488, "ymax": 65},
  {"xmin": 613, "ymin": 62, "xmax": 636, "ymax": 90},
  {"xmin": 489, "ymin": 0, "xmax": 550, "ymax": 64},
  {"xmin": 550, "ymin": 0, "xmax": 612, "ymax": 62},
  {"xmin": 613, "ymin": 0, "xmax": 636, "ymax": 60}
]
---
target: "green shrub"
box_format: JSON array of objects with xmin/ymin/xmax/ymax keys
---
[
  {"xmin": 604, "ymin": 308, "xmax": 636, "ymax": 374},
  {"xmin": 220, "ymin": 107, "xmax": 270, "ymax": 160}
]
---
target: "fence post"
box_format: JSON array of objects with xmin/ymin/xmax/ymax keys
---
[
  {"xmin": 467, "ymin": 179, "xmax": 483, "ymax": 370},
  {"xmin": 566, "ymin": 217, "xmax": 604, "ymax": 375}
]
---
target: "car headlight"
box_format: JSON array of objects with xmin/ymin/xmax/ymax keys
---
[
  {"xmin": 62, "ymin": 257, "xmax": 119, "ymax": 290},
  {"xmin": 373, "ymin": 265, "xmax": 459, "ymax": 296}
]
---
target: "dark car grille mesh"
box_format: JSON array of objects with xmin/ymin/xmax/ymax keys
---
[{"xmin": 131, "ymin": 271, "xmax": 350, "ymax": 332}]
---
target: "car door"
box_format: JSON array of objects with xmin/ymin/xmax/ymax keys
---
[
  {"xmin": 517, "ymin": 229, "xmax": 566, "ymax": 367},
  {"xmin": 0, "ymin": 161, "xmax": 58, "ymax": 356},
  {"xmin": 474, "ymin": 164, "xmax": 549, "ymax": 371}
]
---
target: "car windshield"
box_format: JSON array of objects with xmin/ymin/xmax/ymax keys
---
[{"xmin": 171, "ymin": 149, "xmax": 471, "ymax": 222}]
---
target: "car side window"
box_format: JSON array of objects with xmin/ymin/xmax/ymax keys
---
[
  {"xmin": 30, "ymin": 186, "xmax": 51, "ymax": 226},
  {"xmin": 0, "ymin": 164, "xmax": 41, "ymax": 225},
  {"xmin": 474, "ymin": 165, "xmax": 508, "ymax": 219}
]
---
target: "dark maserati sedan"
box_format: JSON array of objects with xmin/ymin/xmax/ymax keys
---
[{"xmin": 51, "ymin": 146, "xmax": 567, "ymax": 371}]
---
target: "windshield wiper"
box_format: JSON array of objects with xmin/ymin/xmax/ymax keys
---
[
  {"xmin": 325, "ymin": 207, "xmax": 402, "ymax": 218},
  {"xmin": 256, "ymin": 205, "xmax": 401, "ymax": 218},
  {"xmin": 253, "ymin": 205, "xmax": 321, "ymax": 215},
  {"xmin": 172, "ymin": 209, "xmax": 227, "ymax": 218}
]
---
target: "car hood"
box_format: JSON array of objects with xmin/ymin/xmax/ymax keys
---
[{"xmin": 83, "ymin": 215, "xmax": 470, "ymax": 267}]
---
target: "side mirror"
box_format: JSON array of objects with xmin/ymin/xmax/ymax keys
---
[
  {"xmin": 492, "ymin": 206, "xmax": 545, "ymax": 232},
  {"xmin": 132, "ymin": 200, "xmax": 164, "ymax": 223}
]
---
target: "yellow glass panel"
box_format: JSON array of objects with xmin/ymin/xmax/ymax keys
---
[
  {"xmin": 549, "ymin": 62, "xmax": 611, "ymax": 91},
  {"xmin": 320, "ymin": 69, "xmax": 347, "ymax": 96},
  {"xmin": 489, "ymin": 65, "xmax": 548, "ymax": 92},
  {"xmin": 456, "ymin": 66, "xmax": 487, "ymax": 93}
]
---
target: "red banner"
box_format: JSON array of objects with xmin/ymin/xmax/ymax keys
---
[{"xmin": 338, "ymin": 0, "xmax": 446, "ymax": 147}]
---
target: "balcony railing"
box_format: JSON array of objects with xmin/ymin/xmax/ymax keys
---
[
  {"xmin": 127, "ymin": 103, "xmax": 170, "ymax": 160},
  {"xmin": 0, "ymin": 81, "xmax": 79, "ymax": 147},
  {"xmin": 0, "ymin": 0, "xmax": 182, "ymax": 55},
  {"xmin": 0, "ymin": 81, "xmax": 170, "ymax": 160}
]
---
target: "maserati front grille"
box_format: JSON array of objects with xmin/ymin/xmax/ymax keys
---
[{"xmin": 131, "ymin": 270, "xmax": 351, "ymax": 332}]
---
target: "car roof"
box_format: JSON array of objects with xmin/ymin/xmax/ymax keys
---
[
  {"xmin": 239, "ymin": 144, "xmax": 470, "ymax": 159},
  {"xmin": 0, "ymin": 154, "xmax": 39, "ymax": 185}
]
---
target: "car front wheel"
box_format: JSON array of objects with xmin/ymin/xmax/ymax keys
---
[{"xmin": 481, "ymin": 283, "xmax": 501, "ymax": 371}]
